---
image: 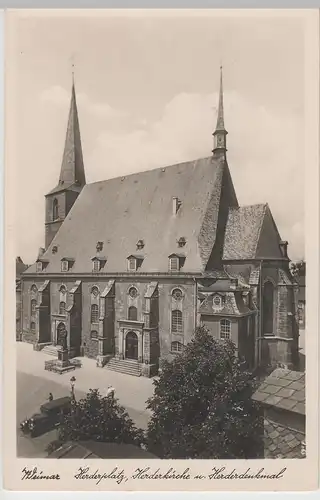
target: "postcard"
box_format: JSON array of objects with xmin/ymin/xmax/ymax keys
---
[{"xmin": 3, "ymin": 8, "xmax": 319, "ymax": 491}]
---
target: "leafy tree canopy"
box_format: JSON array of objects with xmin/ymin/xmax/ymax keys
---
[
  {"xmin": 57, "ymin": 389, "xmax": 144, "ymax": 447},
  {"xmin": 146, "ymin": 326, "xmax": 263, "ymax": 459}
]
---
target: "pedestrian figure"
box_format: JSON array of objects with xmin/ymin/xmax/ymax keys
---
[
  {"xmin": 106, "ymin": 385, "xmax": 115, "ymax": 400},
  {"xmin": 48, "ymin": 392, "xmax": 53, "ymax": 402}
]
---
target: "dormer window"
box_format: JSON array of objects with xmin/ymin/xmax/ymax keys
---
[
  {"xmin": 61, "ymin": 258, "xmax": 75, "ymax": 272},
  {"xmin": 91, "ymin": 256, "xmax": 107, "ymax": 272},
  {"xmin": 127, "ymin": 255, "xmax": 144, "ymax": 272},
  {"xmin": 168, "ymin": 254, "xmax": 185, "ymax": 272},
  {"xmin": 136, "ymin": 239, "xmax": 145, "ymax": 250},
  {"xmin": 36, "ymin": 259, "xmax": 49, "ymax": 272},
  {"xmin": 212, "ymin": 294, "xmax": 224, "ymax": 311},
  {"xmin": 128, "ymin": 257, "xmax": 136, "ymax": 271}
]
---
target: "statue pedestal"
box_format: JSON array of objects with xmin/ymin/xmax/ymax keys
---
[{"xmin": 44, "ymin": 347, "xmax": 76, "ymax": 374}]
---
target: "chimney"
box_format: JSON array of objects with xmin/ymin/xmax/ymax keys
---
[
  {"xmin": 230, "ymin": 278, "xmax": 238, "ymax": 290},
  {"xmin": 38, "ymin": 247, "xmax": 45, "ymax": 259},
  {"xmin": 279, "ymin": 240, "xmax": 288, "ymax": 258},
  {"xmin": 172, "ymin": 197, "xmax": 179, "ymax": 215}
]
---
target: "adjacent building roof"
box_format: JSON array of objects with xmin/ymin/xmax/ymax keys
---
[
  {"xmin": 252, "ymin": 368, "xmax": 305, "ymax": 416},
  {"xmin": 16, "ymin": 257, "xmax": 28, "ymax": 280},
  {"xmin": 223, "ymin": 203, "xmax": 285, "ymax": 261},
  {"xmin": 26, "ymin": 156, "xmax": 240, "ymax": 275},
  {"xmin": 48, "ymin": 440, "xmax": 157, "ymax": 459},
  {"xmin": 223, "ymin": 204, "xmax": 266, "ymax": 259}
]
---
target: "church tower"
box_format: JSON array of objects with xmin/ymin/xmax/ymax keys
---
[
  {"xmin": 212, "ymin": 66, "xmax": 228, "ymax": 159},
  {"xmin": 44, "ymin": 79, "xmax": 86, "ymax": 249}
]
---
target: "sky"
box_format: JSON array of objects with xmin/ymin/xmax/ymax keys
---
[{"xmin": 8, "ymin": 11, "xmax": 305, "ymax": 264}]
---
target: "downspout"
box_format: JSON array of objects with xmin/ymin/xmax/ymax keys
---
[
  {"xmin": 258, "ymin": 259, "xmax": 263, "ymax": 367},
  {"xmin": 193, "ymin": 277, "xmax": 198, "ymax": 332}
]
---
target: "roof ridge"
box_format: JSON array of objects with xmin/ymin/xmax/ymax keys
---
[
  {"xmin": 253, "ymin": 203, "xmax": 268, "ymax": 257},
  {"xmin": 85, "ymin": 156, "xmax": 214, "ymax": 188}
]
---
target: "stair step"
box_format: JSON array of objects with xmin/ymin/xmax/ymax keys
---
[{"xmin": 105, "ymin": 358, "xmax": 141, "ymax": 377}]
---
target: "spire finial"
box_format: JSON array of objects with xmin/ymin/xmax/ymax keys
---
[{"xmin": 212, "ymin": 65, "xmax": 228, "ymax": 158}]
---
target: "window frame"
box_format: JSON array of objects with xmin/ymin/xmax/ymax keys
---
[
  {"xmin": 128, "ymin": 306, "xmax": 138, "ymax": 321},
  {"xmin": 30, "ymin": 321, "xmax": 36, "ymax": 333},
  {"xmin": 52, "ymin": 198, "xmax": 59, "ymax": 221},
  {"xmin": 90, "ymin": 330, "xmax": 98, "ymax": 340},
  {"xmin": 220, "ymin": 319, "xmax": 231, "ymax": 340},
  {"xmin": 171, "ymin": 309, "xmax": 183, "ymax": 334},
  {"xmin": 169, "ymin": 256, "xmax": 179, "ymax": 272},
  {"xmin": 30, "ymin": 299, "xmax": 37, "ymax": 316},
  {"xmin": 59, "ymin": 301, "xmax": 66, "ymax": 315},
  {"xmin": 61, "ymin": 260, "xmax": 69, "ymax": 272},
  {"xmin": 172, "ymin": 288, "xmax": 183, "ymax": 301},
  {"xmin": 128, "ymin": 286, "xmax": 138, "ymax": 298},
  {"xmin": 91, "ymin": 304, "xmax": 99, "ymax": 324},
  {"xmin": 171, "ymin": 341, "xmax": 183, "ymax": 353},
  {"xmin": 92, "ymin": 259, "xmax": 100, "ymax": 272},
  {"xmin": 36, "ymin": 261, "xmax": 43, "ymax": 272},
  {"xmin": 128, "ymin": 257, "xmax": 137, "ymax": 272}
]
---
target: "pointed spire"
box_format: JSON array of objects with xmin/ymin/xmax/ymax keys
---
[
  {"xmin": 58, "ymin": 75, "xmax": 86, "ymax": 188},
  {"xmin": 212, "ymin": 65, "xmax": 228, "ymax": 158},
  {"xmin": 216, "ymin": 66, "xmax": 225, "ymax": 132}
]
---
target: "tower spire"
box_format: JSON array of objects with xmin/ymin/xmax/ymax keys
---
[
  {"xmin": 212, "ymin": 65, "xmax": 228, "ymax": 159},
  {"xmin": 58, "ymin": 74, "xmax": 86, "ymax": 187}
]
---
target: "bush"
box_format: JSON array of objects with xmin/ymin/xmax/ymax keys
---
[
  {"xmin": 146, "ymin": 326, "xmax": 263, "ymax": 459},
  {"xmin": 57, "ymin": 389, "xmax": 145, "ymax": 447}
]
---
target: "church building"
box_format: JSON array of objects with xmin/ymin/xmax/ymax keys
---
[{"xmin": 20, "ymin": 69, "xmax": 300, "ymax": 377}]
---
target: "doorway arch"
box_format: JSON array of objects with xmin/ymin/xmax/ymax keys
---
[{"xmin": 125, "ymin": 331, "xmax": 138, "ymax": 360}]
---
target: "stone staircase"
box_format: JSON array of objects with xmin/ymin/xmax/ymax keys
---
[
  {"xmin": 42, "ymin": 344, "xmax": 61, "ymax": 357},
  {"xmin": 105, "ymin": 358, "xmax": 141, "ymax": 377}
]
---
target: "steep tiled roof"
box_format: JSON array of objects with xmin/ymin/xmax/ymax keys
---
[
  {"xmin": 16, "ymin": 257, "xmax": 28, "ymax": 279},
  {"xmin": 223, "ymin": 204, "xmax": 267, "ymax": 260},
  {"xmin": 252, "ymin": 368, "xmax": 305, "ymax": 415},
  {"xmin": 264, "ymin": 417, "xmax": 305, "ymax": 459},
  {"xmin": 26, "ymin": 157, "xmax": 238, "ymax": 275}
]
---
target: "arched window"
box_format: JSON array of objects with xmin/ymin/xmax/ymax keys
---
[
  {"xmin": 220, "ymin": 319, "xmax": 231, "ymax": 340},
  {"xmin": 171, "ymin": 310, "xmax": 183, "ymax": 333},
  {"xmin": 171, "ymin": 341, "xmax": 183, "ymax": 353},
  {"xmin": 128, "ymin": 306, "xmax": 138, "ymax": 321},
  {"xmin": 30, "ymin": 299, "xmax": 37, "ymax": 316},
  {"xmin": 30, "ymin": 322, "xmax": 36, "ymax": 333},
  {"xmin": 91, "ymin": 304, "xmax": 99, "ymax": 323},
  {"xmin": 53, "ymin": 198, "xmax": 59, "ymax": 220},
  {"xmin": 263, "ymin": 281, "xmax": 274, "ymax": 335},
  {"xmin": 59, "ymin": 301, "xmax": 66, "ymax": 315},
  {"xmin": 59, "ymin": 285, "xmax": 67, "ymax": 295}
]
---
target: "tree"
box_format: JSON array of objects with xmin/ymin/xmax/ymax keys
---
[
  {"xmin": 56, "ymin": 389, "xmax": 144, "ymax": 447},
  {"xmin": 146, "ymin": 326, "xmax": 263, "ymax": 459}
]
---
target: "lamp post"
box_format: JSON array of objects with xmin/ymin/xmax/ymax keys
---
[{"xmin": 70, "ymin": 376, "xmax": 76, "ymax": 403}]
